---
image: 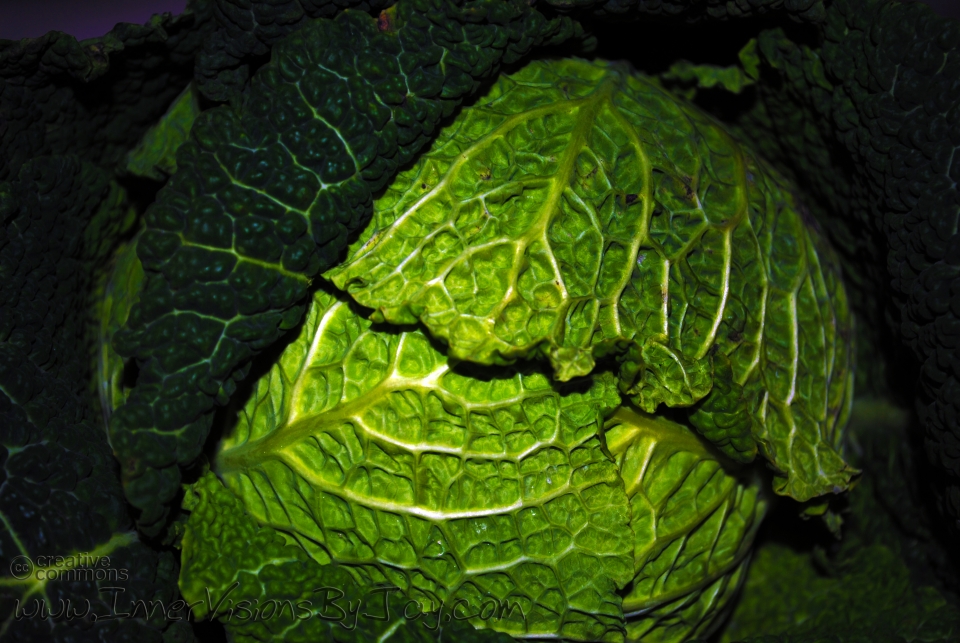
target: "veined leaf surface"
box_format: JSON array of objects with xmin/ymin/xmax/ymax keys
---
[
  {"xmin": 180, "ymin": 471, "xmax": 516, "ymax": 643},
  {"xmin": 605, "ymin": 406, "xmax": 767, "ymax": 642},
  {"xmin": 328, "ymin": 58, "xmax": 856, "ymax": 502},
  {"xmin": 213, "ymin": 288, "xmax": 635, "ymax": 641}
]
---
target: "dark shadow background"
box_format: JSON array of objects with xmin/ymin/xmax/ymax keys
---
[
  {"xmin": 0, "ymin": 0, "xmax": 956, "ymax": 41},
  {"xmin": 924, "ymin": 0, "xmax": 960, "ymax": 19},
  {"xmin": 0, "ymin": 0, "xmax": 189, "ymax": 40}
]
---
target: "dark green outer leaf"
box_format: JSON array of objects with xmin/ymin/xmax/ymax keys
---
[
  {"xmin": 109, "ymin": 0, "xmax": 582, "ymax": 535},
  {"xmin": 0, "ymin": 156, "xmax": 190, "ymax": 643},
  {"xmin": 194, "ymin": 0, "xmax": 395, "ymax": 103},
  {"xmin": 543, "ymin": 0, "xmax": 827, "ymax": 22},
  {"xmin": 733, "ymin": 0, "xmax": 960, "ymax": 539},
  {"xmin": 328, "ymin": 58, "xmax": 857, "ymax": 503},
  {"xmin": 712, "ymin": 398, "xmax": 960, "ymax": 643},
  {"xmin": 722, "ymin": 539, "xmax": 960, "ymax": 643},
  {"xmin": 0, "ymin": 1, "xmax": 212, "ymax": 181},
  {"xmin": 661, "ymin": 59, "xmax": 756, "ymax": 96}
]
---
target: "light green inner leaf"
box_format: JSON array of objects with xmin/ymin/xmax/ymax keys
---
[
  {"xmin": 206, "ymin": 286, "xmax": 772, "ymax": 643},
  {"xmin": 213, "ymin": 288, "xmax": 635, "ymax": 642},
  {"xmin": 605, "ymin": 406, "xmax": 767, "ymax": 642},
  {"xmin": 328, "ymin": 58, "xmax": 857, "ymax": 502}
]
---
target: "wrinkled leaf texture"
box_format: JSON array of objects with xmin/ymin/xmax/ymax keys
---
[
  {"xmin": 109, "ymin": 0, "xmax": 582, "ymax": 535},
  {"xmin": 212, "ymin": 287, "xmax": 634, "ymax": 641},
  {"xmin": 180, "ymin": 470, "xmax": 517, "ymax": 642},
  {"xmin": 330, "ymin": 58, "xmax": 857, "ymax": 503},
  {"xmin": 201, "ymin": 284, "xmax": 769, "ymax": 642}
]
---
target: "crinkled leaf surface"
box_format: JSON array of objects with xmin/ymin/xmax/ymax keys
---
[
  {"xmin": 0, "ymin": 4, "xmax": 208, "ymax": 182},
  {"xmin": 328, "ymin": 58, "xmax": 857, "ymax": 502},
  {"xmin": 180, "ymin": 471, "xmax": 515, "ymax": 642},
  {"xmin": 0, "ymin": 157, "xmax": 188, "ymax": 642},
  {"xmin": 605, "ymin": 406, "xmax": 767, "ymax": 642},
  {"xmin": 720, "ymin": 543, "xmax": 960, "ymax": 643},
  {"xmin": 108, "ymin": 0, "xmax": 582, "ymax": 536},
  {"xmin": 728, "ymin": 0, "xmax": 960, "ymax": 541},
  {"xmin": 211, "ymin": 287, "xmax": 634, "ymax": 641},
  {"xmin": 718, "ymin": 397, "xmax": 960, "ymax": 643},
  {"xmin": 193, "ymin": 0, "xmax": 394, "ymax": 104}
]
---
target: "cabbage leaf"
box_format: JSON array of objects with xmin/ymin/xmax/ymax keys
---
[
  {"xmin": 212, "ymin": 287, "xmax": 635, "ymax": 641},
  {"xmin": 328, "ymin": 58, "xmax": 857, "ymax": 502}
]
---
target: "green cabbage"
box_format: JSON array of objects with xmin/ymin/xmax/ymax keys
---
[
  {"xmin": 8, "ymin": 1, "xmax": 960, "ymax": 642},
  {"xmin": 168, "ymin": 58, "xmax": 851, "ymax": 642}
]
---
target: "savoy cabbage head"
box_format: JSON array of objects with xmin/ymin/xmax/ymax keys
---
[
  {"xmin": 2, "ymin": 1, "xmax": 959, "ymax": 643},
  {"xmin": 98, "ymin": 55, "xmax": 855, "ymax": 641}
]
